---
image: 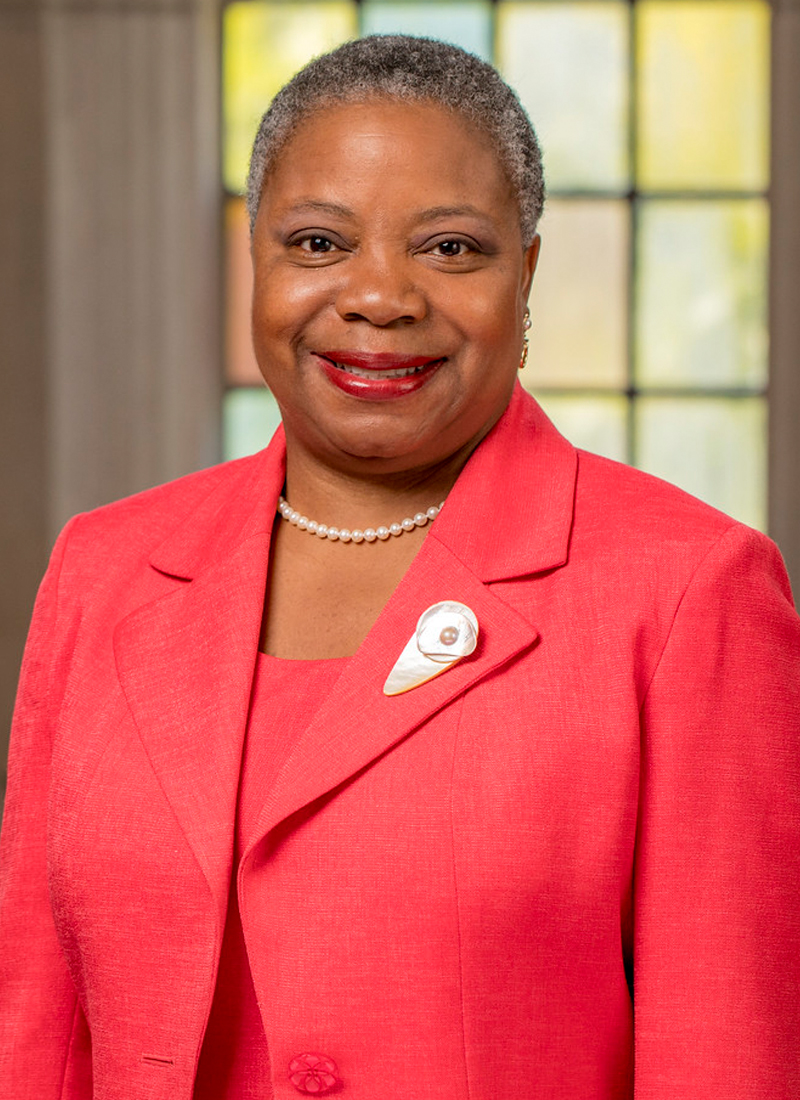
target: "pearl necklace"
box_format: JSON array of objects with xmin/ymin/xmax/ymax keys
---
[{"xmin": 277, "ymin": 496, "xmax": 445, "ymax": 544}]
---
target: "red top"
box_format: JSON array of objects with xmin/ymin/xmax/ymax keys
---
[
  {"xmin": 194, "ymin": 652, "xmax": 348, "ymax": 1099},
  {"xmin": 4, "ymin": 387, "xmax": 799, "ymax": 1098}
]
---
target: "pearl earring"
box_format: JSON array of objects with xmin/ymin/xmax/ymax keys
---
[{"xmin": 519, "ymin": 307, "xmax": 532, "ymax": 370}]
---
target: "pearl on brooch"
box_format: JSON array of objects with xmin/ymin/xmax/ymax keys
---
[
  {"xmin": 383, "ymin": 602, "xmax": 479, "ymax": 696},
  {"xmin": 416, "ymin": 605, "xmax": 478, "ymax": 663}
]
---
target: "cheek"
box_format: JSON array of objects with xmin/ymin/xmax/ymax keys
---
[
  {"xmin": 439, "ymin": 270, "xmax": 521, "ymax": 344},
  {"xmin": 457, "ymin": 297, "xmax": 519, "ymax": 366},
  {"xmin": 251, "ymin": 266, "xmax": 332, "ymax": 346}
]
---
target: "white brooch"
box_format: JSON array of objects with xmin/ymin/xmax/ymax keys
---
[{"xmin": 383, "ymin": 601, "xmax": 479, "ymax": 696}]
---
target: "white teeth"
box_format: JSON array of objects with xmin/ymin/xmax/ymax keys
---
[{"xmin": 331, "ymin": 361, "xmax": 434, "ymax": 379}]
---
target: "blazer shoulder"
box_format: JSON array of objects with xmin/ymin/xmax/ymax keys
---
[
  {"xmin": 55, "ymin": 451, "xmax": 268, "ymax": 579},
  {"xmin": 574, "ymin": 447, "xmax": 743, "ymax": 550},
  {"xmin": 568, "ymin": 448, "xmax": 795, "ymax": 597}
]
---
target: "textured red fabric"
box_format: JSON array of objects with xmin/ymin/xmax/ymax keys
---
[
  {"xmin": 1, "ymin": 385, "xmax": 799, "ymax": 1100},
  {"xmin": 194, "ymin": 654, "xmax": 347, "ymax": 1100}
]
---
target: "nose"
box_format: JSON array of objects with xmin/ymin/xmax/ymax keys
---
[{"xmin": 334, "ymin": 247, "xmax": 427, "ymax": 327}]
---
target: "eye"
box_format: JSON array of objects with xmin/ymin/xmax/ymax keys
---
[
  {"xmin": 298, "ymin": 235, "xmax": 337, "ymax": 254},
  {"xmin": 431, "ymin": 239, "xmax": 470, "ymax": 257}
]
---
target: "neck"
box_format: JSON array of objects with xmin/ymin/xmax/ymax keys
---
[{"xmin": 280, "ymin": 446, "xmax": 473, "ymax": 533}]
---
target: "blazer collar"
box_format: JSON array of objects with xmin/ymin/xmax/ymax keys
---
[
  {"xmin": 241, "ymin": 387, "xmax": 578, "ymax": 846},
  {"xmin": 147, "ymin": 424, "xmax": 287, "ymax": 581},
  {"xmin": 242, "ymin": 536, "xmax": 541, "ymax": 858},
  {"xmin": 115, "ymin": 385, "xmax": 577, "ymax": 925},
  {"xmin": 147, "ymin": 383, "xmax": 577, "ymax": 586},
  {"xmin": 430, "ymin": 382, "xmax": 577, "ymax": 581}
]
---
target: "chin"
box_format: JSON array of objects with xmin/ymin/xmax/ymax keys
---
[
  {"xmin": 339, "ymin": 442, "xmax": 423, "ymax": 466},
  {"xmin": 317, "ymin": 419, "xmax": 431, "ymax": 465}
]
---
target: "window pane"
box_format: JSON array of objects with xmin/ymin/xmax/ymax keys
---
[
  {"xmin": 635, "ymin": 199, "xmax": 768, "ymax": 389},
  {"xmin": 523, "ymin": 199, "xmax": 629, "ymax": 390},
  {"xmin": 634, "ymin": 396, "xmax": 766, "ymax": 530},
  {"xmin": 531, "ymin": 391, "xmax": 629, "ymax": 463},
  {"xmin": 497, "ymin": 1, "xmax": 630, "ymax": 191},
  {"xmin": 636, "ymin": 0, "xmax": 770, "ymax": 191},
  {"xmin": 223, "ymin": 1, "xmax": 359, "ymax": 194},
  {"xmin": 361, "ymin": 1, "xmax": 492, "ymax": 59},
  {"xmin": 532, "ymin": 391, "xmax": 633, "ymax": 464},
  {"xmin": 225, "ymin": 197, "xmax": 261, "ymax": 386},
  {"xmin": 223, "ymin": 388, "xmax": 283, "ymax": 461}
]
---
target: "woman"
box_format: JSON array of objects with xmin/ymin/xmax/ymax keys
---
[{"xmin": 1, "ymin": 35, "xmax": 798, "ymax": 1100}]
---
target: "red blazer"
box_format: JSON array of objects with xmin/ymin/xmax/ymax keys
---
[{"xmin": 1, "ymin": 386, "xmax": 799, "ymax": 1100}]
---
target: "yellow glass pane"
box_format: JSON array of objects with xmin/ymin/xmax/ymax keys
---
[
  {"xmin": 361, "ymin": 2, "xmax": 492, "ymax": 59},
  {"xmin": 635, "ymin": 199, "xmax": 768, "ymax": 389},
  {"xmin": 223, "ymin": 1, "xmax": 358, "ymax": 194},
  {"xmin": 223, "ymin": 388, "xmax": 283, "ymax": 461},
  {"xmin": 225, "ymin": 197, "xmax": 262, "ymax": 386},
  {"xmin": 532, "ymin": 392, "xmax": 629, "ymax": 463},
  {"xmin": 636, "ymin": 1, "xmax": 770, "ymax": 191},
  {"xmin": 634, "ymin": 396, "xmax": 766, "ymax": 530},
  {"xmin": 497, "ymin": 1, "xmax": 630, "ymax": 191},
  {"xmin": 521, "ymin": 199, "xmax": 629, "ymax": 390}
]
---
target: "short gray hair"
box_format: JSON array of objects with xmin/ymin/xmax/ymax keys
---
[{"xmin": 246, "ymin": 34, "xmax": 545, "ymax": 245}]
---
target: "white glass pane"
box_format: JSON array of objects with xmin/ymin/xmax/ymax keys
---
[
  {"xmin": 636, "ymin": 200, "xmax": 768, "ymax": 389},
  {"xmin": 635, "ymin": 396, "xmax": 767, "ymax": 530},
  {"xmin": 531, "ymin": 392, "xmax": 629, "ymax": 463},
  {"xmin": 497, "ymin": 1, "xmax": 630, "ymax": 191},
  {"xmin": 524, "ymin": 199, "xmax": 629, "ymax": 390}
]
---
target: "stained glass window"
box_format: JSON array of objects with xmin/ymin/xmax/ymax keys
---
[{"xmin": 222, "ymin": 0, "xmax": 771, "ymax": 530}]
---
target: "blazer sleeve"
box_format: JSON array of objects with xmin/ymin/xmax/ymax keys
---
[
  {"xmin": 633, "ymin": 523, "xmax": 800, "ymax": 1099},
  {"xmin": 0, "ymin": 518, "xmax": 93, "ymax": 1098}
]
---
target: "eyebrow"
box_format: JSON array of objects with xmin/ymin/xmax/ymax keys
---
[
  {"xmin": 415, "ymin": 204, "xmax": 493, "ymax": 224},
  {"xmin": 282, "ymin": 200, "xmax": 493, "ymax": 225},
  {"xmin": 283, "ymin": 200, "xmax": 355, "ymax": 219}
]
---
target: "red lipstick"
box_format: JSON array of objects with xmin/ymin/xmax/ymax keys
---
[{"xmin": 315, "ymin": 351, "xmax": 445, "ymax": 401}]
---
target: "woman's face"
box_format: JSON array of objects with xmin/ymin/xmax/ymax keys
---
[{"xmin": 251, "ymin": 98, "xmax": 539, "ymax": 481}]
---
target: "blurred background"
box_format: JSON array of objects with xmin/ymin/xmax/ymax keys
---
[{"xmin": 2, "ymin": 0, "xmax": 799, "ymax": 799}]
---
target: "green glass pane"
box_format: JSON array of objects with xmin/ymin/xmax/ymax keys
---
[
  {"xmin": 223, "ymin": 1, "xmax": 359, "ymax": 194},
  {"xmin": 361, "ymin": 2, "xmax": 492, "ymax": 59},
  {"xmin": 496, "ymin": 1, "xmax": 630, "ymax": 191},
  {"xmin": 635, "ymin": 200, "xmax": 768, "ymax": 389},
  {"xmin": 636, "ymin": 1, "xmax": 770, "ymax": 191},
  {"xmin": 522, "ymin": 199, "xmax": 629, "ymax": 390},
  {"xmin": 223, "ymin": 387, "xmax": 283, "ymax": 461},
  {"xmin": 634, "ymin": 396, "xmax": 766, "ymax": 530},
  {"xmin": 530, "ymin": 392, "xmax": 629, "ymax": 463}
]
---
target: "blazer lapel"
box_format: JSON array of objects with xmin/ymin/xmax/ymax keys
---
[
  {"xmin": 113, "ymin": 439, "xmax": 284, "ymax": 929},
  {"xmin": 113, "ymin": 386, "xmax": 578, "ymax": 909},
  {"xmin": 245, "ymin": 385, "xmax": 579, "ymax": 851},
  {"xmin": 245, "ymin": 535, "xmax": 540, "ymax": 854}
]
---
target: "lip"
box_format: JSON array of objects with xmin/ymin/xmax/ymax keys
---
[
  {"xmin": 315, "ymin": 350, "xmax": 445, "ymax": 401},
  {"xmin": 320, "ymin": 351, "xmax": 441, "ymax": 371}
]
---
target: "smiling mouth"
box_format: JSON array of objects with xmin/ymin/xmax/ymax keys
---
[
  {"xmin": 316, "ymin": 351, "xmax": 446, "ymax": 400},
  {"xmin": 326, "ymin": 359, "xmax": 439, "ymax": 380}
]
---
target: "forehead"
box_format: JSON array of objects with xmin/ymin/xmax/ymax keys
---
[{"xmin": 260, "ymin": 98, "xmax": 518, "ymax": 225}]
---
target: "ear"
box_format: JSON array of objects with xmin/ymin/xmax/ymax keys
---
[{"xmin": 521, "ymin": 233, "xmax": 541, "ymax": 301}]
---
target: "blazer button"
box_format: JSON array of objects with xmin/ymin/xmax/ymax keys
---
[{"xmin": 288, "ymin": 1052, "xmax": 340, "ymax": 1094}]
